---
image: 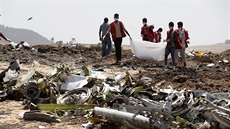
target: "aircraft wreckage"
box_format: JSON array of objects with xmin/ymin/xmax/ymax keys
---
[{"xmin": 0, "ymin": 59, "xmax": 229, "ymax": 129}]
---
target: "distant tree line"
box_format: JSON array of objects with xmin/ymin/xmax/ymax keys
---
[{"xmin": 0, "ymin": 24, "xmax": 52, "ymax": 44}]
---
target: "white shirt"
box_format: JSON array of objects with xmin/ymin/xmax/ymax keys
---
[{"xmin": 179, "ymin": 29, "xmax": 186, "ymax": 48}]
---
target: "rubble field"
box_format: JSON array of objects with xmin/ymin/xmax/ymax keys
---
[{"xmin": 0, "ymin": 43, "xmax": 230, "ymax": 129}]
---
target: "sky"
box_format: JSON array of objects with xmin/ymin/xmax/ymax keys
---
[{"xmin": 0, "ymin": 0, "xmax": 229, "ymax": 46}]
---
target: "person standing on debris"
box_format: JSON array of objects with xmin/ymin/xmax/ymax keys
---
[
  {"xmin": 99, "ymin": 17, "xmax": 112, "ymax": 58},
  {"xmin": 141, "ymin": 18, "xmax": 153, "ymax": 42},
  {"xmin": 105, "ymin": 13, "xmax": 131, "ymax": 64},
  {"xmin": 164, "ymin": 22, "xmax": 176, "ymax": 69},
  {"xmin": 153, "ymin": 28, "xmax": 163, "ymax": 43},
  {"xmin": 0, "ymin": 32, "xmax": 11, "ymax": 42},
  {"xmin": 174, "ymin": 21, "xmax": 190, "ymax": 68}
]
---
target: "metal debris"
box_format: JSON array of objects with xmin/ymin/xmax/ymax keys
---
[
  {"xmin": 0, "ymin": 58, "xmax": 229, "ymax": 129},
  {"xmin": 22, "ymin": 110, "xmax": 61, "ymax": 123},
  {"xmin": 0, "ymin": 59, "xmax": 20, "ymax": 85},
  {"xmin": 94, "ymin": 107, "xmax": 150, "ymax": 129},
  {"xmin": 57, "ymin": 88, "xmax": 92, "ymax": 104}
]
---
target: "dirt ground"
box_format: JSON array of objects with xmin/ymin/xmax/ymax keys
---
[{"xmin": 0, "ymin": 43, "xmax": 230, "ymax": 129}]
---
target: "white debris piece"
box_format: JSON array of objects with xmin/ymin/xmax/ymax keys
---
[
  {"xmin": 114, "ymin": 74, "xmax": 124, "ymax": 84},
  {"xmin": 223, "ymin": 59, "xmax": 229, "ymax": 63},
  {"xmin": 81, "ymin": 122, "xmax": 93, "ymax": 128},
  {"xmin": 60, "ymin": 74, "xmax": 88, "ymax": 91},
  {"xmin": 207, "ymin": 63, "xmax": 215, "ymax": 67},
  {"xmin": 3, "ymin": 69, "xmax": 19, "ymax": 82}
]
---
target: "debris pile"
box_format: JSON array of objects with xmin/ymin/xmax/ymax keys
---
[{"xmin": 0, "ymin": 56, "xmax": 230, "ymax": 129}]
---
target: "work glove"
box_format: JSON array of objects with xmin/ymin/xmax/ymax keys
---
[
  {"xmin": 101, "ymin": 35, "xmax": 106, "ymax": 41},
  {"xmin": 163, "ymin": 39, "xmax": 170, "ymax": 42},
  {"xmin": 7, "ymin": 39, "xmax": 12, "ymax": 43}
]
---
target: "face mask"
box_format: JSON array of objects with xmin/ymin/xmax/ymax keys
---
[
  {"xmin": 169, "ymin": 27, "xmax": 173, "ymax": 30},
  {"xmin": 178, "ymin": 27, "xmax": 182, "ymax": 30},
  {"xmin": 143, "ymin": 22, "xmax": 147, "ymax": 25},
  {"xmin": 114, "ymin": 18, "xmax": 119, "ymax": 21}
]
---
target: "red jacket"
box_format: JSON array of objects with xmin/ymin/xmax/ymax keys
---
[
  {"xmin": 110, "ymin": 21, "xmax": 126, "ymax": 41},
  {"xmin": 174, "ymin": 29, "xmax": 189, "ymax": 49},
  {"xmin": 141, "ymin": 24, "xmax": 153, "ymax": 42},
  {"xmin": 153, "ymin": 31, "xmax": 161, "ymax": 43}
]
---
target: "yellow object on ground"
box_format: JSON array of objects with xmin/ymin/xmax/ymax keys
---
[{"xmin": 194, "ymin": 51, "xmax": 205, "ymax": 56}]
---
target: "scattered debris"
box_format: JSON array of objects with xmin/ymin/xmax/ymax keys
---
[{"xmin": 0, "ymin": 45, "xmax": 230, "ymax": 128}]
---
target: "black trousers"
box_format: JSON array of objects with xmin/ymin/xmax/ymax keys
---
[{"xmin": 113, "ymin": 37, "xmax": 122, "ymax": 61}]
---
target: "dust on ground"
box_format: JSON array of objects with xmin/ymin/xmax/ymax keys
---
[{"xmin": 0, "ymin": 43, "xmax": 230, "ymax": 128}]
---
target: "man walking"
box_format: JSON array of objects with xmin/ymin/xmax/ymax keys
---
[
  {"xmin": 164, "ymin": 22, "xmax": 176, "ymax": 69},
  {"xmin": 174, "ymin": 21, "xmax": 190, "ymax": 68},
  {"xmin": 99, "ymin": 17, "xmax": 111, "ymax": 58},
  {"xmin": 106, "ymin": 13, "xmax": 131, "ymax": 64}
]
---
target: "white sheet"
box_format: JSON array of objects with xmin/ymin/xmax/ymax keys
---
[{"xmin": 130, "ymin": 39, "xmax": 166, "ymax": 61}]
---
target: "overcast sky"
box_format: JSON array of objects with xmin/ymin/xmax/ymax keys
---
[{"xmin": 0, "ymin": 0, "xmax": 229, "ymax": 45}]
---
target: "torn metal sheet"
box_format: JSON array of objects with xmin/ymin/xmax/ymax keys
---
[
  {"xmin": 20, "ymin": 60, "xmax": 40, "ymax": 84},
  {"xmin": 205, "ymin": 94, "xmax": 230, "ymax": 128},
  {"xmin": 57, "ymin": 88, "xmax": 91, "ymax": 104},
  {"xmin": 60, "ymin": 74, "xmax": 88, "ymax": 91},
  {"xmin": 101, "ymin": 82, "xmax": 120, "ymax": 94},
  {"xmin": 205, "ymin": 95, "xmax": 230, "ymax": 115},
  {"xmin": 212, "ymin": 110, "xmax": 230, "ymax": 128},
  {"xmin": 0, "ymin": 59, "xmax": 20, "ymax": 84},
  {"xmin": 173, "ymin": 94, "xmax": 194, "ymax": 116},
  {"xmin": 81, "ymin": 122, "xmax": 93, "ymax": 128}
]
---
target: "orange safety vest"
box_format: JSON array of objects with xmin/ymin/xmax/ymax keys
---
[
  {"xmin": 110, "ymin": 21, "xmax": 126, "ymax": 41},
  {"xmin": 153, "ymin": 31, "xmax": 161, "ymax": 43},
  {"xmin": 141, "ymin": 24, "xmax": 153, "ymax": 42},
  {"xmin": 174, "ymin": 29, "xmax": 189, "ymax": 49}
]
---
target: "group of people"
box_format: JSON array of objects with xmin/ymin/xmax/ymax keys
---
[
  {"xmin": 141, "ymin": 19, "xmax": 190, "ymax": 68},
  {"xmin": 99, "ymin": 13, "xmax": 190, "ymax": 68},
  {"xmin": 164, "ymin": 21, "xmax": 190, "ymax": 69},
  {"xmin": 141, "ymin": 18, "xmax": 163, "ymax": 43}
]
